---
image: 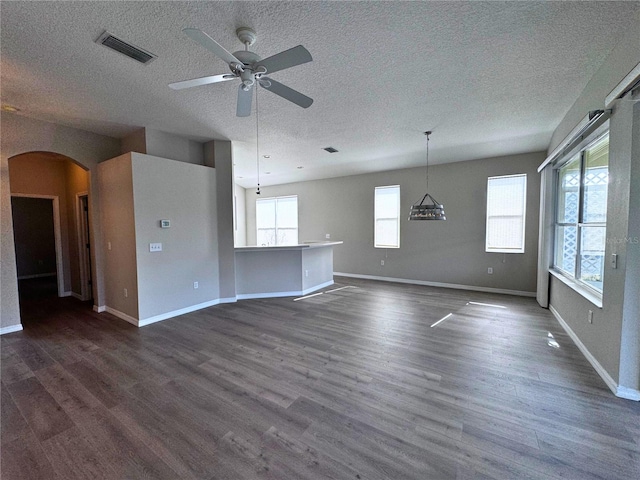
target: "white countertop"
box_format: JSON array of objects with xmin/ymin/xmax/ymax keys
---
[{"xmin": 235, "ymin": 241, "xmax": 343, "ymax": 252}]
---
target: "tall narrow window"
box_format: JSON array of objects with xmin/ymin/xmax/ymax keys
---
[
  {"xmin": 374, "ymin": 185, "xmax": 400, "ymax": 248},
  {"xmin": 256, "ymin": 195, "xmax": 298, "ymax": 246},
  {"xmin": 554, "ymin": 134, "xmax": 609, "ymax": 293},
  {"xmin": 486, "ymin": 174, "xmax": 527, "ymax": 253}
]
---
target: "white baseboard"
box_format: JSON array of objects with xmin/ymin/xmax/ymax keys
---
[
  {"xmin": 71, "ymin": 292, "xmax": 83, "ymax": 300},
  {"xmin": 17, "ymin": 273, "xmax": 56, "ymax": 280},
  {"xmin": 93, "ymin": 305, "xmax": 106, "ymax": 313},
  {"xmin": 0, "ymin": 324, "xmax": 23, "ymax": 335},
  {"xmin": 105, "ymin": 306, "xmax": 139, "ymax": 326},
  {"xmin": 101, "ymin": 298, "xmax": 237, "ymax": 328},
  {"xmin": 334, "ymin": 272, "xmax": 536, "ymax": 297},
  {"xmin": 549, "ymin": 305, "xmax": 640, "ymax": 401},
  {"xmin": 237, "ymin": 291, "xmax": 304, "ymax": 300},
  {"xmin": 138, "ymin": 299, "xmax": 227, "ymax": 327},
  {"xmin": 218, "ymin": 297, "xmax": 238, "ymax": 304},
  {"xmin": 237, "ymin": 280, "xmax": 334, "ymax": 300},
  {"xmin": 616, "ymin": 386, "xmax": 640, "ymax": 401}
]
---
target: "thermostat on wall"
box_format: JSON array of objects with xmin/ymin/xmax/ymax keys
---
[{"xmin": 160, "ymin": 219, "xmax": 170, "ymax": 228}]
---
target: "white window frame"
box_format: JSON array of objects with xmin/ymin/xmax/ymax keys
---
[
  {"xmin": 374, "ymin": 185, "xmax": 400, "ymax": 249},
  {"xmin": 552, "ymin": 132, "xmax": 609, "ymax": 297},
  {"xmin": 256, "ymin": 195, "xmax": 298, "ymax": 246},
  {"xmin": 485, "ymin": 174, "xmax": 527, "ymax": 253}
]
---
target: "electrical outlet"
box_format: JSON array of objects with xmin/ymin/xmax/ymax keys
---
[
  {"xmin": 124, "ymin": 288, "xmax": 128, "ymax": 298},
  {"xmin": 193, "ymin": 281, "xmax": 199, "ymax": 289},
  {"xmin": 305, "ymin": 270, "xmax": 309, "ymax": 277},
  {"xmin": 381, "ymin": 260, "xmax": 385, "ymax": 266},
  {"xmin": 488, "ymin": 267, "xmax": 493, "ymax": 274},
  {"xmin": 108, "ymin": 241, "xmax": 112, "ymax": 251},
  {"xmin": 325, "ymin": 233, "xmax": 331, "ymax": 239},
  {"xmin": 588, "ymin": 310, "xmax": 593, "ymax": 324},
  {"xmin": 149, "ymin": 243, "xmax": 162, "ymax": 252}
]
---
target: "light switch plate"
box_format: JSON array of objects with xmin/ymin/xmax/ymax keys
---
[
  {"xmin": 149, "ymin": 243, "xmax": 162, "ymax": 252},
  {"xmin": 611, "ymin": 253, "xmax": 618, "ymax": 269}
]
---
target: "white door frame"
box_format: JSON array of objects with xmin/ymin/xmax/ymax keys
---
[
  {"xmin": 10, "ymin": 194, "xmax": 65, "ymax": 297},
  {"xmin": 75, "ymin": 192, "xmax": 91, "ymax": 301}
]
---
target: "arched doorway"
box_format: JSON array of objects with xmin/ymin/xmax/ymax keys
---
[{"xmin": 8, "ymin": 151, "xmax": 92, "ymax": 312}]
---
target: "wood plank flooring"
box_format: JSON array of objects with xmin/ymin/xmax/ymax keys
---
[{"xmin": 2, "ymin": 276, "xmax": 639, "ymax": 479}]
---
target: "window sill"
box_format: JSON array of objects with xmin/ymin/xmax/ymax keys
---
[
  {"xmin": 486, "ymin": 250, "xmax": 525, "ymax": 254},
  {"xmin": 549, "ymin": 269, "xmax": 603, "ymax": 308}
]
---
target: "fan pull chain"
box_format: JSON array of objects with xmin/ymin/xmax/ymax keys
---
[{"xmin": 256, "ymin": 85, "xmax": 261, "ymax": 195}]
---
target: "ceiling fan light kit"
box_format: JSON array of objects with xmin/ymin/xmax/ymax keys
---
[
  {"xmin": 169, "ymin": 26, "xmax": 313, "ymax": 117},
  {"xmin": 409, "ymin": 131, "xmax": 447, "ymax": 221}
]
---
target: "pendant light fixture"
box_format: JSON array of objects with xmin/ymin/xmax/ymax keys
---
[{"xmin": 408, "ymin": 131, "xmax": 446, "ymax": 221}]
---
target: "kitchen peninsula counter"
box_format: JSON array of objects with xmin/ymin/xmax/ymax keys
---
[{"xmin": 234, "ymin": 242, "xmax": 342, "ymax": 299}]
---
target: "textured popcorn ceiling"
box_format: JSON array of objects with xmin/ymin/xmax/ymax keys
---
[{"xmin": 1, "ymin": 1, "xmax": 638, "ymax": 188}]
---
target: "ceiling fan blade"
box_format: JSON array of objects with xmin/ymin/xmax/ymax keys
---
[
  {"xmin": 183, "ymin": 28, "xmax": 242, "ymax": 65},
  {"xmin": 260, "ymin": 77, "xmax": 313, "ymax": 109},
  {"xmin": 237, "ymin": 85, "xmax": 253, "ymax": 117},
  {"xmin": 168, "ymin": 74, "xmax": 235, "ymax": 90},
  {"xmin": 255, "ymin": 45, "xmax": 312, "ymax": 75}
]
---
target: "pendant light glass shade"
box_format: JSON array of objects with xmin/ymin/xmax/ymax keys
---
[{"xmin": 408, "ymin": 131, "xmax": 446, "ymax": 221}]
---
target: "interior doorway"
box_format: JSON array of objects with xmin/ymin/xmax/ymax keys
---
[
  {"xmin": 10, "ymin": 195, "xmax": 64, "ymax": 299},
  {"xmin": 76, "ymin": 193, "xmax": 93, "ymax": 301},
  {"xmin": 8, "ymin": 151, "xmax": 92, "ymax": 324}
]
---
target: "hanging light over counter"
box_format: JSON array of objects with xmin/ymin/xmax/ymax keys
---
[{"xmin": 408, "ymin": 131, "xmax": 446, "ymax": 221}]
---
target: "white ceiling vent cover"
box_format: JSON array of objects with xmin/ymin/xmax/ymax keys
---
[{"xmin": 95, "ymin": 31, "xmax": 156, "ymax": 65}]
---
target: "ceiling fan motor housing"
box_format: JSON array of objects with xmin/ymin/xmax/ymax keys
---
[{"xmin": 233, "ymin": 50, "xmax": 261, "ymax": 66}]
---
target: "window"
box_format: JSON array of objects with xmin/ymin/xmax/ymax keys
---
[
  {"xmin": 486, "ymin": 174, "xmax": 527, "ymax": 253},
  {"xmin": 256, "ymin": 195, "xmax": 298, "ymax": 246},
  {"xmin": 554, "ymin": 134, "xmax": 609, "ymax": 293},
  {"xmin": 374, "ymin": 185, "xmax": 400, "ymax": 248}
]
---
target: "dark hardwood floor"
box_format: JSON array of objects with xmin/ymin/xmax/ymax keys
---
[{"xmin": 2, "ymin": 277, "xmax": 639, "ymax": 479}]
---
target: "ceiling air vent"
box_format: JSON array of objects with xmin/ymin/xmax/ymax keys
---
[
  {"xmin": 323, "ymin": 147, "xmax": 339, "ymax": 153},
  {"xmin": 95, "ymin": 31, "xmax": 156, "ymax": 65}
]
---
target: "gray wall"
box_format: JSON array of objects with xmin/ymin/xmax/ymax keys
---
[
  {"xmin": 205, "ymin": 140, "xmax": 237, "ymax": 300},
  {"xmin": 120, "ymin": 128, "xmax": 147, "ymax": 156},
  {"xmin": 246, "ymin": 152, "xmax": 543, "ymax": 294},
  {"xmin": 234, "ymin": 183, "xmax": 247, "ymax": 247},
  {"xmin": 545, "ymin": 13, "xmax": 640, "ymax": 394},
  {"xmin": 131, "ymin": 153, "xmax": 220, "ymax": 320},
  {"xmin": 98, "ymin": 152, "xmax": 222, "ymax": 322},
  {"xmin": 10, "ymin": 197, "xmax": 56, "ymax": 277},
  {"xmin": 619, "ymin": 99, "xmax": 640, "ymax": 392},
  {"xmin": 145, "ymin": 128, "xmax": 205, "ymax": 165},
  {"xmin": 98, "ymin": 154, "xmax": 139, "ymax": 319}
]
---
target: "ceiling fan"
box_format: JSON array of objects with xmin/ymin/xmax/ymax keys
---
[{"xmin": 169, "ymin": 27, "xmax": 313, "ymax": 117}]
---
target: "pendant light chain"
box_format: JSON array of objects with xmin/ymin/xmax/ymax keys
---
[
  {"xmin": 425, "ymin": 131, "xmax": 431, "ymax": 192},
  {"xmin": 256, "ymin": 85, "xmax": 260, "ymax": 194},
  {"xmin": 408, "ymin": 130, "xmax": 445, "ymax": 221}
]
